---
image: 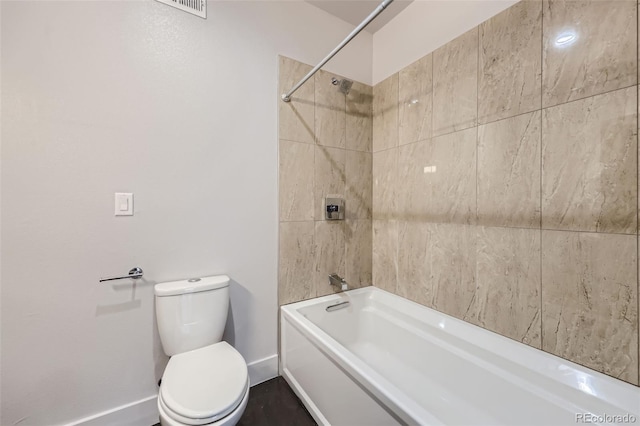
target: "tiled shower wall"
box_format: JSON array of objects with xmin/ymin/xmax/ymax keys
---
[
  {"xmin": 372, "ymin": 0, "xmax": 640, "ymax": 385},
  {"xmin": 278, "ymin": 56, "xmax": 373, "ymax": 305}
]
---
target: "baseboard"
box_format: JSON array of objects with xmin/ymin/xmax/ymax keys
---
[
  {"xmin": 67, "ymin": 395, "xmax": 158, "ymax": 426},
  {"xmin": 66, "ymin": 355, "xmax": 278, "ymax": 426},
  {"xmin": 248, "ymin": 354, "xmax": 278, "ymax": 386}
]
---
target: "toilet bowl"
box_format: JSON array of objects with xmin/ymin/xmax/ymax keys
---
[
  {"xmin": 158, "ymin": 342, "xmax": 249, "ymax": 426},
  {"xmin": 154, "ymin": 276, "xmax": 249, "ymax": 426},
  {"xmin": 158, "ymin": 389, "xmax": 249, "ymax": 426}
]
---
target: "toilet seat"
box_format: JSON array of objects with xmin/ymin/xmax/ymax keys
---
[
  {"xmin": 159, "ymin": 381, "xmax": 249, "ymax": 426},
  {"xmin": 159, "ymin": 342, "xmax": 248, "ymax": 425},
  {"xmin": 158, "ymin": 383, "xmax": 249, "ymax": 426}
]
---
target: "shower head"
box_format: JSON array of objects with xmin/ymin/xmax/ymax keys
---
[{"xmin": 331, "ymin": 77, "xmax": 353, "ymax": 95}]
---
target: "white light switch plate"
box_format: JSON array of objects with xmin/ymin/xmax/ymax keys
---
[{"xmin": 115, "ymin": 193, "xmax": 133, "ymax": 216}]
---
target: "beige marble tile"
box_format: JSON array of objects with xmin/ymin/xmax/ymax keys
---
[
  {"xmin": 542, "ymin": 87, "xmax": 637, "ymax": 234},
  {"xmin": 478, "ymin": 111, "xmax": 541, "ymax": 228},
  {"xmin": 422, "ymin": 128, "xmax": 477, "ymax": 225},
  {"xmin": 372, "ymin": 147, "xmax": 398, "ymax": 220},
  {"xmin": 542, "ymin": 0, "xmax": 637, "ymax": 108},
  {"xmin": 372, "ymin": 220, "xmax": 398, "ymax": 293},
  {"xmin": 429, "ymin": 223, "xmax": 477, "ymax": 320},
  {"xmin": 470, "ymin": 226, "xmax": 541, "ymax": 348},
  {"xmin": 433, "ymin": 28, "xmax": 478, "ymax": 137},
  {"xmin": 347, "ymin": 81, "xmax": 373, "ymax": 152},
  {"xmin": 397, "ymin": 220, "xmax": 431, "ymax": 307},
  {"xmin": 479, "ymin": 0, "xmax": 542, "ymax": 124},
  {"xmin": 278, "ymin": 56, "xmax": 314, "ymax": 144},
  {"xmin": 399, "ymin": 54, "xmax": 433, "ymax": 145},
  {"xmin": 314, "ymin": 146, "xmax": 346, "ymax": 221},
  {"xmin": 315, "ymin": 69, "xmax": 346, "ymax": 148},
  {"xmin": 396, "ymin": 140, "xmax": 429, "ymax": 220},
  {"xmin": 373, "ymin": 73, "xmax": 399, "ymax": 152},
  {"xmin": 315, "ymin": 221, "xmax": 346, "ymax": 297},
  {"xmin": 279, "ymin": 139, "xmax": 314, "ymax": 222},
  {"xmin": 346, "ymin": 150, "xmax": 372, "ymax": 220},
  {"xmin": 396, "ymin": 222, "xmax": 478, "ymax": 317},
  {"xmin": 345, "ymin": 219, "xmax": 372, "ymax": 288},
  {"xmin": 279, "ymin": 221, "xmax": 315, "ymax": 305},
  {"xmin": 541, "ymin": 230, "xmax": 638, "ymax": 384}
]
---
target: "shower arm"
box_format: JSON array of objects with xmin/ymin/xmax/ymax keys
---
[{"xmin": 281, "ymin": 0, "xmax": 394, "ymax": 102}]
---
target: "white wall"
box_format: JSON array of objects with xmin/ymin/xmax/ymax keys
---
[
  {"xmin": 0, "ymin": 1, "xmax": 371, "ymax": 425},
  {"xmin": 372, "ymin": 0, "xmax": 517, "ymax": 84}
]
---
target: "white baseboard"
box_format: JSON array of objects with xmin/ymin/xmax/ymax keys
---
[
  {"xmin": 66, "ymin": 354, "xmax": 278, "ymax": 426},
  {"xmin": 248, "ymin": 354, "xmax": 278, "ymax": 386},
  {"xmin": 67, "ymin": 395, "xmax": 158, "ymax": 426}
]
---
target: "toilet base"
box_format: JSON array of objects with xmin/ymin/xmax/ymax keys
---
[{"xmin": 158, "ymin": 384, "xmax": 249, "ymax": 426}]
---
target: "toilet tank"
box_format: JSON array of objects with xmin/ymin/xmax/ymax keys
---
[{"xmin": 154, "ymin": 275, "xmax": 230, "ymax": 356}]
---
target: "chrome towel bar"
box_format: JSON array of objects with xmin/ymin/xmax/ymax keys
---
[{"xmin": 99, "ymin": 267, "xmax": 143, "ymax": 282}]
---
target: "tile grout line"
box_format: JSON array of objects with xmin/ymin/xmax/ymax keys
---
[
  {"xmin": 544, "ymin": 82, "xmax": 638, "ymax": 111},
  {"xmin": 280, "ymin": 136, "xmax": 373, "ymax": 154},
  {"xmin": 277, "ymin": 61, "xmax": 281, "ymax": 312},
  {"xmin": 371, "ymin": 82, "xmax": 377, "ymax": 289},
  {"xmin": 306, "ymin": 218, "xmax": 639, "ymax": 237},
  {"xmin": 476, "ymin": 25, "xmax": 480, "ymax": 271},
  {"xmin": 371, "ymin": 82, "xmax": 638, "ymax": 157},
  {"xmin": 479, "ymin": 107, "xmax": 543, "ymax": 128},
  {"xmin": 432, "ymin": 49, "xmax": 435, "ymax": 301},
  {"xmin": 431, "ymin": 51, "xmax": 434, "ymax": 146},
  {"xmin": 394, "ymin": 70, "xmax": 400, "ymax": 294},
  {"xmin": 476, "ymin": 24, "xmax": 481, "ymax": 302},
  {"xmin": 312, "ymin": 73, "xmax": 317, "ymax": 300},
  {"xmin": 425, "ymin": 48, "xmax": 436, "ymax": 301},
  {"xmin": 372, "ymin": 82, "xmax": 377, "ymax": 290},
  {"xmin": 370, "ymin": 89, "xmax": 375, "ymax": 288},
  {"xmin": 540, "ymin": 0, "xmax": 545, "ymax": 352},
  {"xmin": 343, "ymin": 84, "xmax": 349, "ymax": 287},
  {"xmin": 635, "ymin": 2, "xmax": 640, "ymax": 384}
]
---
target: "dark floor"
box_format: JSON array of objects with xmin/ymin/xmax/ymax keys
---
[
  {"xmin": 237, "ymin": 376, "xmax": 316, "ymax": 426},
  {"xmin": 152, "ymin": 376, "xmax": 316, "ymax": 426}
]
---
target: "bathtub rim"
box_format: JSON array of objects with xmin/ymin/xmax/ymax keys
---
[{"xmin": 280, "ymin": 286, "xmax": 640, "ymax": 424}]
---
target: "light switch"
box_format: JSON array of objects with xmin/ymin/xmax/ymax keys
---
[{"xmin": 115, "ymin": 193, "xmax": 133, "ymax": 216}]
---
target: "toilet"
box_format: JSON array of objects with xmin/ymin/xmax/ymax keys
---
[{"xmin": 155, "ymin": 275, "xmax": 249, "ymax": 426}]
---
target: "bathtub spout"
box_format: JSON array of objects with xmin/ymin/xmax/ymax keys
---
[{"xmin": 328, "ymin": 273, "xmax": 348, "ymax": 291}]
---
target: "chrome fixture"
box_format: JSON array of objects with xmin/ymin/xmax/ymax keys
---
[
  {"xmin": 281, "ymin": 0, "xmax": 394, "ymax": 102},
  {"xmin": 99, "ymin": 267, "xmax": 144, "ymax": 282},
  {"xmin": 328, "ymin": 273, "xmax": 348, "ymax": 291},
  {"xmin": 326, "ymin": 301, "xmax": 350, "ymax": 312},
  {"xmin": 325, "ymin": 197, "xmax": 344, "ymax": 220},
  {"xmin": 331, "ymin": 77, "xmax": 353, "ymax": 95}
]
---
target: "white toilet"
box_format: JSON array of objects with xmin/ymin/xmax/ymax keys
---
[{"xmin": 155, "ymin": 275, "xmax": 249, "ymax": 426}]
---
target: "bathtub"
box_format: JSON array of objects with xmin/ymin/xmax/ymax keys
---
[{"xmin": 280, "ymin": 287, "xmax": 640, "ymax": 426}]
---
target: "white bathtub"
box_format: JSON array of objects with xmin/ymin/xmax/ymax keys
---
[{"xmin": 280, "ymin": 287, "xmax": 640, "ymax": 426}]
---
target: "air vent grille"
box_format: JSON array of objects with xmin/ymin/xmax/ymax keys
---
[{"xmin": 156, "ymin": 0, "xmax": 206, "ymax": 19}]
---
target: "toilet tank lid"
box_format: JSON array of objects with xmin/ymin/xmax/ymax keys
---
[{"xmin": 155, "ymin": 275, "xmax": 230, "ymax": 297}]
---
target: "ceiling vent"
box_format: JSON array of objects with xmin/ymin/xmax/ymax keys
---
[{"xmin": 156, "ymin": 0, "xmax": 206, "ymax": 19}]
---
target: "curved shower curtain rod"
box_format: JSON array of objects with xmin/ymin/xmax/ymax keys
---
[{"xmin": 281, "ymin": 0, "xmax": 395, "ymax": 102}]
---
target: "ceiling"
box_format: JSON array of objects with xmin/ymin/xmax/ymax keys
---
[{"xmin": 306, "ymin": 0, "xmax": 414, "ymax": 33}]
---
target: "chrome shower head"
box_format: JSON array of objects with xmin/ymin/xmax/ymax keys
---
[{"xmin": 331, "ymin": 77, "xmax": 353, "ymax": 95}]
